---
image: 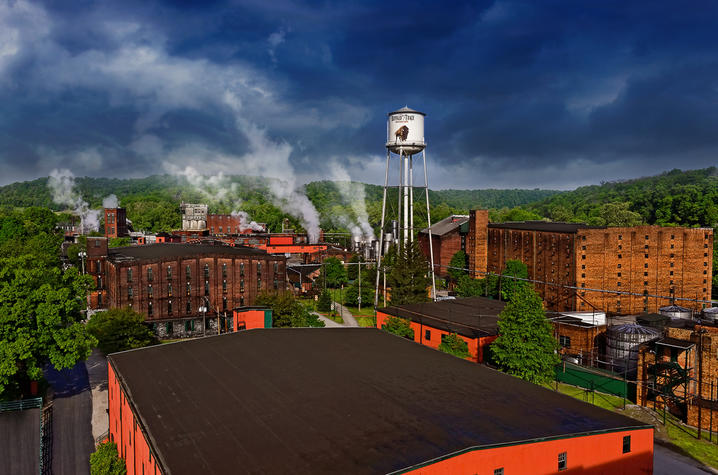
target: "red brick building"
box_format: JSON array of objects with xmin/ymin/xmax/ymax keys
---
[
  {"xmin": 417, "ymin": 215, "xmax": 469, "ymax": 278},
  {"xmin": 464, "ymin": 210, "xmax": 713, "ymax": 313},
  {"xmin": 549, "ymin": 312, "xmax": 607, "ymax": 366},
  {"xmin": 104, "ymin": 208, "xmax": 128, "ymax": 239},
  {"xmin": 86, "ymin": 237, "xmax": 285, "ymax": 338},
  {"xmin": 376, "ymin": 296, "xmax": 506, "ymax": 363},
  {"xmin": 107, "ymin": 328, "xmax": 653, "ymax": 474}
]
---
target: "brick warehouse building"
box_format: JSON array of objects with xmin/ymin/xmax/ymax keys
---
[
  {"xmin": 104, "ymin": 207, "xmax": 129, "ymax": 239},
  {"xmin": 375, "ymin": 296, "xmax": 505, "ymax": 363},
  {"xmin": 86, "ymin": 237, "xmax": 285, "ymax": 337},
  {"xmin": 107, "ymin": 328, "xmax": 653, "ymax": 474},
  {"xmin": 417, "ymin": 214, "xmax": 469, "ymax": 278},
  {"xmin": 465, "ymin": 209, "xmax": 713, "ymax": 313}
]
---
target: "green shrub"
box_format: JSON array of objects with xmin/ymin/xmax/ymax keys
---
[{"xmin": 90, "ymin": 441, "xmax": 126, "ymax": 475}]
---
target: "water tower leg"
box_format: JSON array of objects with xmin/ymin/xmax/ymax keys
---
[
  {"xmin": 374, "ymin": 149, "xmax": 391, "ymax": 309},
  {"xmin": 397, "ymin": 149, "xmax": 403, "ymax": 246},
  {"xmin": 403, "ymin": 151, "xmax": 409, "ymax": 245},
  {"xmin": 422, "ymin": 149, "xmax": 436, "ymax": 301},
  {"xmin": 409, "ymin": 155, "xmax": 414, "ymax": 243}
]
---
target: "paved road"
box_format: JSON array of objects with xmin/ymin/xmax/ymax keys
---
[
  {"xmin": 85, "ymin": 349, "xmax": 108, "ymax": 441},
  {"xmin": 315, "ymin": 312, "xmax": 343, "ymax": 327},
  {"xmin": 333, "ymin": 302, "xmax": 359, "ymax": 327},
  {"xmin": 654, "ymin": 443, "xmax": 716, "ymax": 474},
  {"xmin": 44, "ymin": 361, "xmax": 94, "ymax": 475}
]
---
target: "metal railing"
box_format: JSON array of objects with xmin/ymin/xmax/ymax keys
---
[{"xmin": 0, "ymin": 397, "xmax": 42, "ymax": 412}]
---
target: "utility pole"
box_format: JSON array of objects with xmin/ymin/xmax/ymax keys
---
[{"xmin": 358, "ymin": 258, "xmax": 362, "ymax": 311}]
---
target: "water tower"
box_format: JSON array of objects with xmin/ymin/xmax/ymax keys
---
[{"xmin": 374, "ymin": 106, "xmax": 437, "ymax": 306}]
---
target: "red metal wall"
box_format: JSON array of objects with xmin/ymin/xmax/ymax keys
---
[
  {"xmin": 403, "ymin": 428, "xmax": 653, "ymax": 474},
  {"xmin": 376, "ymin": 311, "xmax": 495, "ymax": 363},
  {"xmin": 108, "ymin": 363, "xmax": 164, "ymax": 475}
]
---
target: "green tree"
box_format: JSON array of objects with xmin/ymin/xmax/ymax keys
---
[
  {"xmin": 90, "ymin": 441, "xmax": 126, "ymax": 475},
  {"xmin": 490, "ymin": 285, "xmax": 559, "ymax": 384},
  {"xmin": 448, "ymin": 250, "xmax": 468, "ymax": 282},
  {"xmin": 387, "ymin": 241, "xmax": 430, "ymax": 305},
  {"xmin": 344, "ymin": 279, "xmax": 374, "ymax": 307},
  {"xmin": 0, "ymin": 207, "xmax": 97, "ymax": 398},
  {"xmin": 381, "ymin": 315, "xmax": 414, "ymax": 339},
  {"xmin": 438, "ymin": 333, "xmax": 470, "ymax": 359},
  {"xmin": 347, "ymin": 254, "xmax": 360, "ymax": 280},
  {"xmin": 499, "ymin": 259, "xmax": 529, "ymax": 301},
  {"xmin": 108, "ymin": 237, "xmax": 131, "ymax": 248},
  {"xmin": 255, "ymin": 292, "xmax": 325, "ymax": 328},
  {"xmin": 595, "ymin": 202, "xmax": 644, "ymax": 226},
  {"xmin": 456, "ymin": 274, "xmax": 490, "ymax": 297},
  {"xmin": 321, "ymin": 257, "xmax": 348, "ymax": 288},
  {"xmin": 86, "ymin": 308, "xmax": 159, "ymax": 354},
  {"xmin": 317, "ymin": 289, "xmax": 332, "ymax": 312}
]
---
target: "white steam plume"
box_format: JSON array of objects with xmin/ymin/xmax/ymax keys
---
[
  {"xmin": 48, "ymin": 169, "xmax": 100, "ymax": 233},
  {"xmin": 329, "ymin": 162, "xmax": 375, "ymax": 241},
  {"xmin": 231, "ymin": 210, "xmax": 265, "ymax": 232},
  {"xmin": 102, "ymin": 194, "xmax": 119, "ymax": 208}
]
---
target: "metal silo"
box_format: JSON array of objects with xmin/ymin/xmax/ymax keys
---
[
  {"xmin": 701, "ymin": 306, "xmax": 718, "ymax": 323},
  {"xmin": 635, "ymin": 313, "xmax": 671, "ymax": 331},
  {"xmin": 606, "ymin": 324, "xmax": 661, "ymax": 374},
  {"xmin": 659, "ymin": 304, "xmax": 693, "ymax": 321}
]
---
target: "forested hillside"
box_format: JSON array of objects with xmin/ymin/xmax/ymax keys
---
[
  {"xmin": 0, "ymin": 175, "xmax": 560, "ymax": 234},
  {"xmin": 526, "ymin": 167, "xmax": 718, "ymax": 228}
]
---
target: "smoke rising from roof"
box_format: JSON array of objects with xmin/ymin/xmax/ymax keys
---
[
  {"xmin": 329, "ymin": 163, "xmax": 375, "ymax": 241},
  {"xmin": 102, "ymin": 194, "xmax": 119, "ymax": 208},
  {"xmin": 48, "ymin": 168, "xmax": 100, "ymax": 233}
]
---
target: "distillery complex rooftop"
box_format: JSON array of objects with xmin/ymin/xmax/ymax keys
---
[
  {"xmin": 109, "ymin": 328, "xmax": 649, "ymax": 475},
  {"xmin": 380, "ymin": 296, "xmax": 506, "ymax": 338},
  {"xmin": 107, "ymin": 242, "xmax": 272, "ymax": 261}
]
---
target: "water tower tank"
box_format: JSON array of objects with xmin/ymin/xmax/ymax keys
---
[
  {"xmin": 386, "ymin": 106, "xmax": 426, "ymax": 155},
  {"xmin": 659, "ymin": 304, "xmax": 692, "ymax": 321},
  {"xmin": 606, "ymin": 324, "xmax": 661, "ymax": 374}
]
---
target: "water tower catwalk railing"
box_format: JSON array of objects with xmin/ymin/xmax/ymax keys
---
[{"xmin": 374, "ymin": 107, "xmax": 437, "ymax": 308}]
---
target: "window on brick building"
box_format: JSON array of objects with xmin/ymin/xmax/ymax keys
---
[
  {"xmin": 257, "ymin": 262, "xmax": 262, "ymax": 275},
  {"xmin": 223, "ymin": 280, "xmax": 227, "ymax": 293},
  {"xmin": 98, "ymin": 293, "xmax": 103, "ymax": 307},
  {"xmin": 186, "ymin": 282, "xmax": 191, "ymax": 296},
  {"xmin": 274, "ymin": 262, "xmax": 279, "ymax": 274},
  {"xmin": 223, "ymin": 297, "xmax": 227, "ymax": 311},
  {"xmin": 617, "ymin": 272, "xmax": 621, "ymax": 277},
  {"xmin": 644, "ymin": 263, "xmax": 648, "ymax": 268},
  {"xmin": 204, "ymin": 264, "xmax": 210, "ymax": 279},
  {"xmin": 559, "ymin": 335, "xmax": 571, "ymax": 348},
  {"xmin": 127, "ymin": 268, "xmax": 133, "ymax": 283},
  {"xmin": 670, "ymin": 280, "xmax": 674, "ymax": 285},
  {"xmin": 617, "ymin": 264, "xmax": 622, "ymax": 269},
  {"xmin": 670, "ymin": 262, "xmax": 674, "ymax": 267},
  {"xmin": 185, "ymin": 320, "xmax": 194, "ymax": 332},
  {"xmin": 240, "ymin": 279, "xmax": 245, "ymax": 292},
  {"xmin": 494, "ymin": 469, "xmax": 504, "ymax": 475},
  {"xmin": 644, "ymin": 272, "xmax": 648, "ymax": 277},
  {"xmin": 148, "ymin": 301, "xmax": 153, "ymax": 316},
  {"xmin": 581, "ymin": 265, "xmax": 585, "ymax": 269},
  {"xmin": 186, "ymin": 300, "xmax": 191, "ymax": 314},
  {"xmin": 205, "ymin": 280, "xmax": 210, "ymax": 296},
  {"xmin": 618, "ymin": 254, "xmax": 622, "ymax": 259},
  {"xmin": 222, "ymin": 263, "xmax": 227, "ymax": 279},
  {"xmin": 240, "ymin": 296, "xmax": 245, "ymax": 306},
  {"xmin": 618, "ymin": 235, "xmax": 622, "ymax": 240},
  {"xmin": 186, "ymin": 265, "xmax": 191, "ymax": 279},
  {"xmin": 168, "ymin": 300, "xmax": 173, "ymax": 315},
  {"xmin": 558, "ymin": 452, "xmax": 567, "ymax": 471},
  {"xmin": 258, "ymin": 277, "xmax": 262, "ymax": 289},
  {"xmin": 148, "ymin": 285, "xmax": 153, "ymax": 298},
  {"xmin": 644, "ymin": 281, "xmax": 648, "ymax": 286},
  {"xmin": 581, "ymin": 273, "xmax": 585, "ymax": 278},
  {"xmin": 671, "ymin": 244, "xmax": 674, "ymax": 249},
  {"xmin": 128, "ymin": 287, "xmax": 133, "ymax": 299},
  {"xmin": 167, "ymin": 266, "xmax": 172, "ymax": 279},
  {"xmin": 240, "ymin": 262, "xmax": 245, "ymax": 276},
  {"xmin": 147, "ymin": 267, "xmax": 153, "ymax": 282},
  {"xmin": 617, "ymin": 282, "xmax": 621, "ymax": 287}
]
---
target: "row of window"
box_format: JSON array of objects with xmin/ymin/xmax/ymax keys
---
[
  {"xmin": 126, "ymin": 262, "xmax": 280, "ymax": 283},
  {"xmin": 146, "ymin": 296, "xmax": 242, "ymax": 316},
  {"xmin": 128, "ymin": 278, "xmax": 281, "ymax": 300}
]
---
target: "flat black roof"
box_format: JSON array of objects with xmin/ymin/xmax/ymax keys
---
[
  {"xmin": 419, "ymin": 215, "xmax": 469, "ymax": 236},
  {"xmin": 108, "ymin": 243, "xmax": 274, "ymax": 262},
  {"xmin": 380, "ymin": 296, "xmax": 506, "ymax": 338},
  {"xmin": 488, "ymin": 221, "xmax": 603, "ymax": 233},
  {"xmin": 0, "ymin": 408, "xmax": 40, "ymax": 475},
  {"xmin": 109, "ymin": 329, "xmax": 648, "ymax": 475}
]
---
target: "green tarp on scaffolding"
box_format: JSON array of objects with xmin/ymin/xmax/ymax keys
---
[{"xmin": 555, "ymin": 362, "xmax": 635, "ymax": 401}]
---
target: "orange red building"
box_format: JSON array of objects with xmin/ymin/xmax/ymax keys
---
[
  {"xmin": 107, "ymin": 328, "xmax": 653, "ymax": 474},
  {"xmin": 376, "ymin": 296, "xmax": 505, "ymax": 363}
]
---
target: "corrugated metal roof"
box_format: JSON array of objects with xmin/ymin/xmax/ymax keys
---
[
  {"xmin": 488, "ymin": 221, "xmax": 603, "ymax": 233},
  {"xmin": 419, "ymin": 215, "xmax": 469, "ymax": 236}
]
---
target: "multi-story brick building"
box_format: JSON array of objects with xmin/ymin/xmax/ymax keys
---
[
  {"xmin": 417, "ymin": 215, "xmax": 469, "ymax": 278},
  {"xmin": 464, "ymin": 210, "xmax": 713, "ymax": 313},
  {"xmin": 86, "ymin": 237, "xmax": 285, "ymax": 338},
  {"xmin": 104, "ymin": 207, "xmax": 128, "ymax": 239}
]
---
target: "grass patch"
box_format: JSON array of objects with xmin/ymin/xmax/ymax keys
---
[
  {"xmin": 327, "ymin": 314, "xmax": 344, "ymax": 324},
  {"xmin": 541, "ymin": 382, "xmax": 625, "ymax": 412},
  {"xmin": 355, "ymin": 317, "xmax": 376, "ymax": 328},
  {"xmin": 344, "ymin": 306, "xmax": 376, "ymax": 317}
]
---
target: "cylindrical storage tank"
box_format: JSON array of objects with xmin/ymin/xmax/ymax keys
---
[
  {"xmin": 659, "ymin": 304, "xmax": 693, "ymax": 321},
  {"xmin": 352, "ymin": 236, "xmax": 362, "ymax": 252},
  {"xmin": 701, "ymin": 307, "xmax": 718, "ymax": 323},
  {"xmin": 383, "ymin": 233, "xmax": 393, "ymax": 254},
  {"xmin": 606, "ymin": 324, "xmax": 661, "ymax": 374},
  {"xmin": 635, "ymin": 312, "xmax": 671, "ymax": 331},
  {"xmin": 391, "ymin": 220, "xmax": 399, "ymax": 239},
  {"xmin": 386, "ymin": 107, "xmax": 425, "ymax": 155}
]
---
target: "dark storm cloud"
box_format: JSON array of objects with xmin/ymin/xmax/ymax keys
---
[{"xmin": 1, "ymin": 0, "xmax": 718, "ymax": 188}]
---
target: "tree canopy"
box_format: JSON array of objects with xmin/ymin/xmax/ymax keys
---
[
  {"xmin": 90, "ymin": 441, "xmax": 126, "ymax": 475},
  {"xmin": 490, "ymin": 285, "xmax": 559, "ymax": 384},
  {"xmin": 320, "ymin": 257, "xmax": 348, "ymax": 288},
  {"xmin": 255, "ymin": 292, "xmax": 324, "ymax": 328},
  {"xmin": 387, "ymin": 242, "xmax": 430, "ymax": 305},
  {"xmin": 0, "ymin": 207, "xmax": 96, "ymax": 399},
  {"xmin": 86, "ymin": 308, "xmax": 159, "ymax": 354},
  {"xmin": 381, "ymin": 315, "xmax": 414, "ymax": 339},
  {"xmin": 438, "ymin": 333, "xmax": 471, "ymax": 359}
]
